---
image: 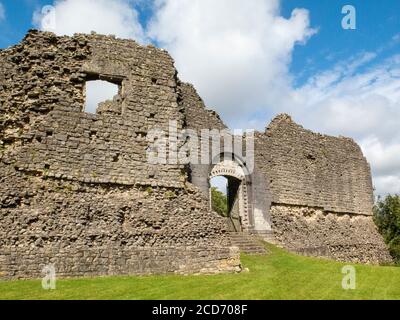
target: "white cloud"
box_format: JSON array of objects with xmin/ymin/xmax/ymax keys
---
[
  {"xmin": 372, "ymin": 176, "xmax": 400, "ymax": 197},
  {"xmin": 33, "ymin": 0, "xmax": 146, "ymax": 43},
  {"xmin": 281, "ymin": 54, "xmax": 400, "ymax": 196},
  {"xmin": 361, "ymin": 137, "xmax": 400, "ymax": 175},
  {"xmin": 361, "ymin": 136, "xmax": 400, "ymax": 196},
  {"xmin": 148, "ymin": 0, "xmax": 316, "ymax": 124},
  {"xmin": 0, "ymin": 2, "xmax": 5, "ymax": 21}
]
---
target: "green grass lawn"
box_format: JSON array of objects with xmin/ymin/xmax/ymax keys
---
[{"xmin": 1, "ymin": 244, "xmax": 399, "ymax": 300}]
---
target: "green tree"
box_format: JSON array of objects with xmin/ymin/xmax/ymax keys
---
[
  {"xmin": 374, "ymin": 194, "xmax": 400, "ymax": 264},
  {"xmin": 211, "ymin": 187, "xmax": 228, "ymax": 217}
]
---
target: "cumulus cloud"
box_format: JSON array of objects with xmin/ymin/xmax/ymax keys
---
[
  {"xmin": 0, "ymin": 2, "xmax": 5, "ymax": 21},
  {"xmin": 361, "ymin": 137, "xmax": 400, "ymax": 175},
  {"xmin": 33, "ymin": 0, "xmax": 146, "ymax": 43},
  {"xmin": 286, "ymin": 54, "xmax": 400, "ymax": 134},
  {"xmin": 281, "ymin": 54, "xmax": 400, "ymax": 196},
  {"xmin": 372, "ymin": 176, "xmax": 400, "ymax": 198},
  {"xmin": 148, "ymin": 0, "xmax": 316, "ymax": 124},
  {"xmin": 361, "ymin": 136, "xmax": 400, "ymax": 196}
]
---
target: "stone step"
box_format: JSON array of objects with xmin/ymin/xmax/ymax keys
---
[
  {"xmin": 247, "ymin": 229, "xmax": 277, "ymax": 244},
  {"xmin": 229, "ymin": 241, "xmax": 260, "ymax": 245},
  {"xmin": 228, "ymin": 232, "xmax": 267, "ymax": 255},
  {"xmin": 231, "ymin": 246, "xmax": 265, "ymax": 252}
]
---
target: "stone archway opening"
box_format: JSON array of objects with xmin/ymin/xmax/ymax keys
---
[
  {"xmin": 210, "ymin": 176, "xmax": 228, "ymax": 217},
  {"xmin": 210, "ymin": 176, "xmax": 242, "ymax": 232},
  {"xmin": 209, "ymin": 159, "xmax": 251, "ymax": 233}
]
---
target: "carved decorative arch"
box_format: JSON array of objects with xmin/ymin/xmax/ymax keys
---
[{"xmin": 210, "ymin": 160, "xmax": 245, "ymax": 181}]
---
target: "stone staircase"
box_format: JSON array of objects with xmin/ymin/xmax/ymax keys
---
[
  {"xmin": 228, "ymin": 232, "xmax": 267, "ymax": 255},
  {"xmin": 249, "ymin": 229, "xmax": 277, "ymax": 245}
]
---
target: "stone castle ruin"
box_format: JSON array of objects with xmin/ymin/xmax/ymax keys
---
[{"xmin": 0, "ymin": 30, "xmax": 392, "ymax": 279}]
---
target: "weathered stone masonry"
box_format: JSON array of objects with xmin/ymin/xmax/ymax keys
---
[
  {"xmin": 254, "ymin": 114, "xmax": 392, "ymax": 263},
  {"xmin": 1, "ymin": 30, "xmax": 185, "ymax": 187},
  {"xmin": 0, "ymin": 30, "xmax": 392, "ymax": 279},
  {"xmin": 180, "ymin": 83, "xmax": 390, "ymax": 263},
  {"xmin": 0, "ymin": 163, "xmax": 239, "ymax": 278},
  {"xmin": 0, "ymin": 30, "xmax": 240, "ymax": 279}
]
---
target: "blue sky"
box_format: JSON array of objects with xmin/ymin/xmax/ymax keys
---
[
  {"xmin": 1, "ymin": 0, "xmax": 400, "ymax": 195},
  {"xmin": 282, "ymin": 0, "xmax": 400, "ymax": 86},
  {"xmin": 1, "ymin": 0, "xmax": 399, "ymax": 87}
]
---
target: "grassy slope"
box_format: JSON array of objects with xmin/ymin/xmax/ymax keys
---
[{"xmin": 1, "ymin": 244, "xmax": 399, "ymax": 300}]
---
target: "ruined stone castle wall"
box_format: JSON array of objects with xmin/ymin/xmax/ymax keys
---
[
  {"xmin": 0, "ymin": 30, "xmax": 391, "ymax": 276},
  {"xmin": 255, "ymin": 114, "xmax": 374, "ymax": 215},
  {"xmin": 0, "ymin": 163, "xmax": 239, "ymax": 279},
  {"xmin": 254, "ymin": 114, "xmax": 390, "ymax": 263},
  {"xmin": 270, "ymin": 205, "xmax": 392, "ymax": 263},
  {"xmin": 177, "ymin": 82, "xmax": 227, "ymax": 194},
  {"xmin": 0, "ymin": 31, "xmax": 240, "ymax": 279},
  {"xmin": 180, "ymin": 83, "xmax": 272, "ymax": 233},
  {"xmin": 0, "ymin": 30, "xmax": 184, "ymax": 188},
  {"xmin": 179, "ymin": 82, "xmax": 227, "ymax": 132}
]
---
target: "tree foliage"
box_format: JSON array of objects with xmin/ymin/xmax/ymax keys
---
[
  {"xmin": 374, "ymin": 194, "xmax": 400, "ymax": 264},
  {"xmin": 211, "ymin": 187, "xmax": 228, "ymax": 217}
]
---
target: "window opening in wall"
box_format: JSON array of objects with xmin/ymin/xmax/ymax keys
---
[{"xmin": 84, "ymin": 80, "xmax": 119, "ymax": 114}]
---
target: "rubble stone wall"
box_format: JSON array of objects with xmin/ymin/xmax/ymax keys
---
[
  {"xmin": 270, "ymin": 205, "xmax": 392, "ymax": 264},
  {"xmin": 253, "ymin": 114, "xmax": 390, "ymax": 263},
  {"xmin": 0, "ymin": 30, "xmax": 184, "ymax": 188},
  {"xmin": 0, "ymin": 163, "xmax": 239, "ymax": 279},
  {"xmin": 254, "ymin": 114, "xmax": 374, "ymax": 216},
  {"xmin": 0, "ymin": 31, "xmax": 239, "ymax": 279}
]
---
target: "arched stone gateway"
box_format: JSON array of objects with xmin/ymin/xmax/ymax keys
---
[
  {"xmin": 209, "ymin": 157, "xmax": 272, "ymax": 234},
  {"xmin": 209, "ymin": 160, "xmax": 248, "ymax": 231}
]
